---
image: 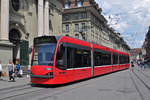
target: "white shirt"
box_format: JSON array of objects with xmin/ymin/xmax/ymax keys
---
[
  {"xmin": 20, "ymin": 69, "xmax": 23, "ymax": 75},
  {"xmin": 0, "ymin": 64, "xmax": 2, "ymax": 71}
]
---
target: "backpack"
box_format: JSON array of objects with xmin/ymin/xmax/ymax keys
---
[{"xmin": 16, "ymin": 64, "xmax": 20, "ymax": 71}]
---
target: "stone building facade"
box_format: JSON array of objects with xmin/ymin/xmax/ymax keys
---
[
  {"xmin": 130, "ymin": 48, "xmax": 142, "ymax": 60},
  {"xmin": 142, "ymin": 26, "xmax": 150, "ymax": 60},
  {"xmin": 0, "ymin": 0, "xmax": 63, "ymax": 67},
  {"xmin": 62, "ymin": 0, "xmax": 130, "ymax": 53}
]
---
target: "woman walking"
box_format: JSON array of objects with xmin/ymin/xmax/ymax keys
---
[{"xmin": 6, "ymin": 60, "xmax": 15, "ymax": 82}]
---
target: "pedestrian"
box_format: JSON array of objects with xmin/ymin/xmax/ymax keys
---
[
  {"xmin": 140, "ymin": 61, "xmax": 144, "ymax": 69},
  {"xmin": 6, "ymin": 59, "xmax": 15, "ymax": 82},
  {"xmin": 131, "ymin": 61, "xmax": 134, "ymax": 67},
  {"xmin": 0, "ymin": 61, "xmax": 2, "ymax": 79},
  {"xmin": 131, "ymin": 61, "xmax": 134, "ymax": 71},
  {"xmin": 14, "ymin": 59, "xmax": 21, "ymax": 78}
]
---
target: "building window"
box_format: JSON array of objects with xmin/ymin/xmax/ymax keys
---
[
  {"xmin": 65, "ymin": 24, "xmax": 69, "ymax": 32},
  {"xmin": 80, "ymin": 13, "xmax": 87, "ymax": 19},
  {"xmin": 11, "ymin": 0, "xmax": 20, "ymax": 11},
  {"xmin": 65, "ymin": 2, "xmax": 70, "ymax": 9},
  {"xmin": 81, "ymin": 23, "xmax": 86, "ymax": 31},
  {"xmin": 74, "ymin": 24, "xmax": 79, "ymax": 32},
  {"xmin": 63, "ymin": 15, "xmax": 69, "ymax": 21},
  {"xmin": 77, "ymin": 1, "xmax": 83, "ymax": 7},
  {"xmin": 72, "ymin": 13, "xmax": 79, "ymax": 20}
]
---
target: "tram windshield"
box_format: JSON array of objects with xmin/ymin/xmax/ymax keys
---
[{"xmin": 32, "ymin": 43, "xmax": 56, "ymax": 66}]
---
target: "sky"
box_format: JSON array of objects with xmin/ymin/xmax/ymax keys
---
[{"xmin": 95, "ymin": 0, "xmax": 150, "ymax": 48}]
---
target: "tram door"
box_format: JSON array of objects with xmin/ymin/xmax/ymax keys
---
[{"xmin": 91, "ymin": 44, "xmax": 94, "ymax": 76}]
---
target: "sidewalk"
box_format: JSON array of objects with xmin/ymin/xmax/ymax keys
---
[{"xmin": 0, "ymin": 75, "xmax": 30, "ymax": 90}]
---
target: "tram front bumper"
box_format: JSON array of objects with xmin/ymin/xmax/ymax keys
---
[{"xmin": 30, "ymin": 74, "xmax": 53, "ymax": 79}]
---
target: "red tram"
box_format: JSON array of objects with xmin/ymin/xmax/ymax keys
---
[{"xmin": 31, "ymin": 36, "xmax": 130, "ymax": 85}]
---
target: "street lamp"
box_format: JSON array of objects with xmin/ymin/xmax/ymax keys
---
[{"xmin": 79, "ymin": 30, "xmax": 86, "ymax": 40}]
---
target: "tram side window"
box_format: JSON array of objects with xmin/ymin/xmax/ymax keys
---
[
  {"xmin": 119, "ymin": 55, "xmax": 126, "ymax": 64},
  {"xmin": 67, "ymin": 47, "xmax": 74, "ymax": 68},
  {"xmin": 124, "ymin": 56, "xmax": 126, "ymax": 64},
  {"xmin": 125, "ymin": 55, "xmax": 130, "ymax": 63},
  {"xmin": 67, "ymin": 46, "xmax": 91, "ymax": 69},
  {"xmin": 127, "ymin": 56, "xmax": 130, "ymax": 63},
  {"xmin": 119, "ymin": 55, "xmax": 123, "ymax": 64},
  {"xmin": 113, "ymin": 53, "xmax": 118, "ymax": 64},
  {"xmin": 94, "ymin": 50, "xmax": 111, "ymax": 66},
  {"xmin": 123, "ymin": 56, "xmax": 126, "ymax": 64},
  {"xmin": 56, "ymin": 44, "xmax": 67, "ymax": 70},
  {"xmin": 82, "ymin": 49, "xmax": 91, "ymax": 67},
  {"xmin": 102, "ymin": 52, "xmax": 111, "ymax": 65},
  {"xmin": 74, "ymin": 48, "xmax": 91, "ymax": 68},
  {"xmin": 94, "ymin": 52, "xmax": 102, "ymax": 66},
  {"xmin": 124, "ymin": 56, "xmax": 128, "ymax": 64},
  {"xmin": 74, "ymin": 48, "xmax": 82, "ymax": 67}
]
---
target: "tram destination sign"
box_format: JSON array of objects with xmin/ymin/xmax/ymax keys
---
[{"xmin": 34, "ymin": 36, "xmax": 57, "ymax": 45}]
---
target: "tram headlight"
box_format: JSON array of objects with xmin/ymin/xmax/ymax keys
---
[
  {"xmin": 45, "ymin": 68, "xmax": 52, "ymax": 71},
  {"xmin": 46, "ymin": 72, "xmax": 53, "ymax": 77}
]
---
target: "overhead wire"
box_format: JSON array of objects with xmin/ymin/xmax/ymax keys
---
[{"xmin": 95, "ymin": 0, "xmax": 148, "ymax": 48}]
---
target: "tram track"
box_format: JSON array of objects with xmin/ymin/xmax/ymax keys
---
[
  {"xmin": 1, "ymin": 82, "xmax": 91, "ymax": 100},
  {"xmin": 136, "ymin": 68, "xmax": 150, "ymax": 80},
  {"xmin": 0, "ymin": 84, "xmax": 46, "ymax": 100},
  {"xmin": 129, "ymin": 71, "xmax": 144, "ymax": 100},
  {"xmin": 0, "ymin": 88, "xmax": 46, "ymax": 100},
  {"xmin": 0, "ymin": 85, "xmax": 33, "ymax": 94},
  {"xmin": 0, "ymin": 78, "xmax": 96, "ymax": 100},
  {"xmin": 38, "ymin": 84, "xmax": 90, "ymax": 100},
  {"xmin": 0, "ymin": 78, "xmax": 91, "ymax": 100},
  {"xmin": 0, "ymin": 84, "xmax": 29, "ymax": 92},
  {"xmin": 129, "ymin": 68, "xmax": 150, "ymax": 100},
  {"xmin": 132, "ymin": 69, "xmax": 150, "ymax": 90}
]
